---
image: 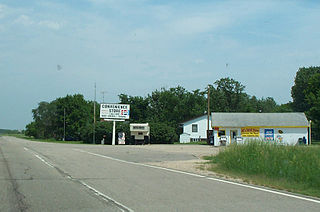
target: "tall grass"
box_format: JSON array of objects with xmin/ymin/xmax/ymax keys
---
[{"xmin": 210, "ymin": 141, "xmax": 320, "ymax": 188}]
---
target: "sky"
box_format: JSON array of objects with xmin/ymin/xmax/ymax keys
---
[{"xmin": 1, "ymin": 0, "xmax": 320, "ymax": 130}]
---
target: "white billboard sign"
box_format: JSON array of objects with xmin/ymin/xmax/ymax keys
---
[{"xmin": 100, "ymin": 103, "xmax": 130, "ymax": 120}]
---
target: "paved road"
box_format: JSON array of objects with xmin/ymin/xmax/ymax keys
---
[{"xmin": 1, "ymin": 136, "xmax": 320, "ymax": 212}]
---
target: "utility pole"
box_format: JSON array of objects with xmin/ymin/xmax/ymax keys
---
[
  {"xmin": 93, "ymin": 82, "xmax": 96, "ymax": 144},
  {"xmin": 207, "ymin": 85, "xmax": 210, "ymax": 144},
  {"xmin": 63, "ymin": 108, "xmax": 66, "ymax": 141},
  {"xmin": 309, "ymin": 120, "xmax": 312, "ymax": 145}
]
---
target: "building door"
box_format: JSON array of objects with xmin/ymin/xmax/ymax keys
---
[{"xmin": 230, "ymin": 130, "xmax": 237, "ymax": 144}]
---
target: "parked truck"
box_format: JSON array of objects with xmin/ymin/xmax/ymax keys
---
[{"xmin": 129, "ymin": 123, "xmax": 150, "ymax": 145}]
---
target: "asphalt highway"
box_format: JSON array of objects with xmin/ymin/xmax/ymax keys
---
[{"xmin": 1, "ymin": 136, "xmax": 320, "ymax": 212}]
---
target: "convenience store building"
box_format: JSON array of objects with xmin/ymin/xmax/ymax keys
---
[{"xmin": 211, "ymin": 112, "xmax": 311, "ymax": 146}]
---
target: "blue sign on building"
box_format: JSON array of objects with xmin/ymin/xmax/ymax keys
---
[{"xmin": 264, "ymin": 129, "xmax": 274, "ymax": 141}]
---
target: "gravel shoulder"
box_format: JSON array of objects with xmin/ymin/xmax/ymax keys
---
[
  {"xmin": 137, "ymin": 144, "xmax": 222, "ymax": 177},
  {"xmin": 139, "ymin": 145, "xmax": 244, "ymax": 182}
]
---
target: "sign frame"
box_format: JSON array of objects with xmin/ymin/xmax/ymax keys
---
[
  {"xmin": 241, "ymin": 127, "xmax": 260, "ymax": 137},
  {"xmin": 264, "ymin": 129, "xmax": 274, "ymax": 141},
  {"xmin": 100, "ymin": 103, "xmax": 130, "ymax": 120}
]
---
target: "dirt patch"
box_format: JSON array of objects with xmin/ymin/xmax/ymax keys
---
[
  {"xmin": 142, "ymin": 145, "xmax": 244, "ymax": 183},
  {"xmin": 146, "ymin": 159, "xmax": 215, "ymax": 176},
  {"xmin": 134, "ymin": 144, "xmax": 220, "ymax": 158},
  {"xmin": 141, "ymin": 145, "xmax": 220, "ymax": 176}
]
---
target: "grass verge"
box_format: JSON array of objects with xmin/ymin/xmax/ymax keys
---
[
  {"xmin": 203, "ymin": 141, "xmax": 320, "ymax": 198},
  {"xmin": 5, "ymin": 134, "xmax": 84, "ymax": 144},
  {"xmin": 312, "ymin": 140, "xmax": 320, "ymax": 145}
]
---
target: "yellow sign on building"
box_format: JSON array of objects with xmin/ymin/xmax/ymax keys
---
[{"xmin": 241, "ymin": 127, "xmax": 260, "ymax": 137}]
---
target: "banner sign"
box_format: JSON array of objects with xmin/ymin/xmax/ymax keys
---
[
  {"xmin": 264, "ymin": 129, "xmax": 274, "ymax": 141},
  {"xmin": 241, "ymin": 127, "xmax": 260, "ymax": 137},
  {"xmin": 100, "ymin": 104, "xmax": 130, "ymax": 120},
  {"xmin": 118, "ymin": 132, "xmax": 126, "ymax": 145}
]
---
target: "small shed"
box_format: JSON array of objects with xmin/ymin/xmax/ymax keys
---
[
  {"xmin": 180, "ymin": 115, "xmax": 212, "ymax": 143},
  {"xmin": 211, "ymin": 112, "xmax": 311, "ymax": 146},
  {"xmin": 179, "ymin": 133, "xmax": 191, "ymax": 143}
]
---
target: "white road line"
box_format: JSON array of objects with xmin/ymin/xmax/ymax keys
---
[
  {"xmin": 24, "ymin": 147, "xmax": 54, "ymax": 168},
  {"xmin": 75, "ymin": 149, "xmax": 320, "ymax": 204},
  {"xmin": 79, "ymin": 181, "xmax": 134, "ymax": 212},
  {"xmin": 23, "ymin": 147, "xmax": 133, "ymax": 211},
  {"xmin": 75, "ymin": 149, "xmax": 206, "ymax": 178},
  {"xmin": 206, "ymin": 177, "xmax": 320, "ymax": 204},
  {"xmin": 33, "ymin": 154, "xmax": 54, "ymax": 168}
]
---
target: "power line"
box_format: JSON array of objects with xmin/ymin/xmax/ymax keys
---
[{"xmin": 101, "ymin": 91, "xmax": 107, "ymax": 103}]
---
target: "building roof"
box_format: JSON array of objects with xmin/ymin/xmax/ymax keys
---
[
  {"xmin": 211, "ymin": 112, "xmax": 309, "ymax": 127},
  {"xmin": 181, "ymin": 115, "xmax": 208, "ymax": 125}
]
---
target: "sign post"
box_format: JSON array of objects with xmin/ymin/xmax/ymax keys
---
[
  {"xmin": 112, "ymin": 121, "xmax": 116, "ymax": 145},
  {"xmin": 100, "ymin": 103, "xmax": 130, "ymax": 145}
]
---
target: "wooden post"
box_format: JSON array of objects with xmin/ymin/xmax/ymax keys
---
[{"xmin": 207, "ymin": 85, "xmax": 210, "ymax": 144}]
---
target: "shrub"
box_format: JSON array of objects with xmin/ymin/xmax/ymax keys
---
[{"xmin": 149, "ymin": 122, "xmax": 178, "ymax": 144}]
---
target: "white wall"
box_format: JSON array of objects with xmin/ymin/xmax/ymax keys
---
[
  {"xmin": 271, "ymin": 128, "xmax": 308, "ymax": 145},
  {"xmin": 182, "ymin": 116, "xmax": 212, "ymax": 141},
  {"xmin": 179, "ymin": 133, "xmax": 191, "ymax": 143}
]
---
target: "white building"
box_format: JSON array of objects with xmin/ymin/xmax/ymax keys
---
[
  {"xmin": 212, "ymin": 112, "xmax": 311, "ymax": 146},
  {"xmin": 180, "ymin": 115, "xmax": 212, "ymax": 143},
  {"xmin": 180, "ymin": 113, "xmax": 311, "ymax": 145}
]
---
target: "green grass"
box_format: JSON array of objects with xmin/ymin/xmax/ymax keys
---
[
  {"xmin": 312, "ymin": 140, "xmax": 320, "ymax": 145},
  {"xmin": 6, "ymin": 134, "xmax": 84, "ymax": 144},
  {"xmin": 203, "ymin": 141, "xmax": 320, "ymax": 198}
]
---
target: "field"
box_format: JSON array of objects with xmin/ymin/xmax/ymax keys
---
[{"xmin": 203, "ymin": 141, "xmax": 320, "ymax": 198}]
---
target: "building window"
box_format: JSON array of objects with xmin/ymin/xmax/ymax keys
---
[
  {"xmin": 218, "ymin": 130, "xmax": 226, "ymax": 137},
  {"xmin": 192, "ymin": 124, "xmax": 198, "ymax": 132}
]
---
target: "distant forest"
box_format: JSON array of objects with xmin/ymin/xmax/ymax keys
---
[
  {"xmin": 25, "ymin": 66, "xmax": 320, "ymax": 143},
  {"xmin": 0, "ymin": 129, "xmax": 21, "ymax": 134}
]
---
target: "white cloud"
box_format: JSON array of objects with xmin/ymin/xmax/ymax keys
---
[
  {"xmin": 14, "ymin": 14, "xmax": 62, "ymax": 30},
  {"xmin": 14, "ymin": 14, "xmax": 34, "ymax": 26},
  {"xmin": 38, "ymin": 21, "xmax": 61, "ymax": 30},
  {"xmin": 168, "ymin": 13, "xmax": 227, "ymax": 35},
  {"xmin": 0, "ymin": 4, "xmax": 6, "ymax": 19},
  {"xmin": 194, "ymin": 59, "xmax": 205, "ymax": 64}
]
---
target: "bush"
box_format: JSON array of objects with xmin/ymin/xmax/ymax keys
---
[
  {"xmin": 149, "ymin": 122, "xmax": 178, "ymax": 144},
  {"xmin": 25, "ymin": 122, "xmax": 38, "ymax": 138}
]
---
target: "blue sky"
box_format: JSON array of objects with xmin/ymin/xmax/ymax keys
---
[{"xmin": 1, "ymin": 0, "xmax": 320, "ymax": 130}]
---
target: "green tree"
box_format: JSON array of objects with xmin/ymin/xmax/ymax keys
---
[
  {"xmin": 258, "ymin": 97, "xmax": 278, "ymax": 112},
  {"xmin": 275, "ymin": 102, "xmax": 294, "ymax": 112},
  {"xmin": 305, "ymin": 73, "xmax": 320, "ymax": 121},
  {"xmin": 119, "ymin": 86, "xmax": 206, "ymax": 143},
  {"xmin": 148, "ymin": 86, "xmax": 206, "ymax": 124},
  {"xmin": 25, "ymin": 121, "xmax": 38, "ymax": 137},
  {"xmin": 31, "ymin": 101, "xmax": 57, "ymax": 138},
  {"xmin": 25, "ymin": 94, "xmax": 95, "ymax": 142},
  {"xmin": 53, "ymin": 94, "xmax": 93, "ymax": 140},
  {"xmin": 211, "ymin": 77, "xmax": 246, "ymax": 112},
  {"xmin": 291, "ymin": 66, "xmax": 320, "ymax": 112},
  {"xmin": 119, "ymin": 94, "xmax": 150, "ymax": 122},
  {"xmin": 149, "ymin": 122, "xmax": 178, "ymax": 144},
  {"xmin": 304, "ymin": 73, "xmax": 320, "ymax": 140}
]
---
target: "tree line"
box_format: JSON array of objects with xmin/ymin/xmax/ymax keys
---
[
  {"xmin": 0, "ymin": 129, "xmax": 22, "ymax": 135},
  {"xmin": 25, "ymin": 66, "xmax": 320, "ymax": 143}
]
